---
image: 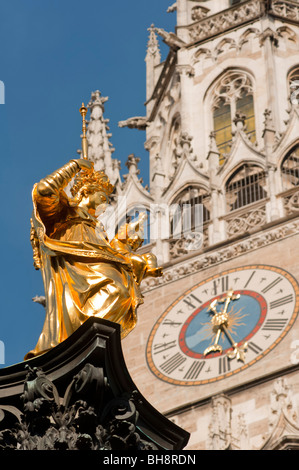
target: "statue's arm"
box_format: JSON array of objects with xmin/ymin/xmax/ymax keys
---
[
  {"xmin": 34, "ymin": 159, "xmax": 93, "ymax": 220},
  {"xmin": 36, "ymin": 159, "xmax": 92, "ymax": 197}
]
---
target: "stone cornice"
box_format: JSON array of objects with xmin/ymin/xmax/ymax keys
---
[
  {"xmin": 181, "ymin": 0, "xmax": 265, "ymax": 46},
  {"xmin": 141, "ymin": 215, "xmax": 299, "ymax": 293},
  {"xmin": 177, "ymin": 0, "xmax": 299, "ymax": 48},
  {"xmin": 270, "ymin": 0, "xmax": 299, "ymax": 24}
]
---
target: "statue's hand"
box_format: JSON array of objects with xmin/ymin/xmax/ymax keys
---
[
  {"xmin": 147, "ymin": 266, "xmax": 163, "ymax": 278},
  {"xmin": 72, "ymin": 159, "xmax": 94, "ymax": 171}
]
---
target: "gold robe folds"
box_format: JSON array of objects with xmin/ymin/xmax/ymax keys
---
[{"xmin": 25, "ymin": 161, "xmax": 153, "ymax": 360}]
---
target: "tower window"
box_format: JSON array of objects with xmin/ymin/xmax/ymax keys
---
[
  {"xmin": 170, "ymin": 186, "xmax": 210, "ymax": 238},
  {"xmin": 281, "ymin": 146, "xmax": 299, "ymax": 190},
  {"xmin": 212, "ymin": 71, "xmax": 256, "ymax": 163},
  {"xmin": 213, "ymin": 100, "xmax": 232, "ymax": 160},
  {"xmin": 288, "ymin": 67, "xmax": 299, "ymax": 106},
  {"xmin": 225, "ymin": 164, "xmax": 267, "ymax": 211}
]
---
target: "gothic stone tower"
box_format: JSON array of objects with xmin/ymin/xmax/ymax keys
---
[{"xmin": 91, "ymin": 0, "xmax": 299, "ymax": 450}]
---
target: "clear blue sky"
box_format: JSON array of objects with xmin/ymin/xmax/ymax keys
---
[{"xmin": 0, "ymin": 0, "xmax": 176, "ymax": 366}]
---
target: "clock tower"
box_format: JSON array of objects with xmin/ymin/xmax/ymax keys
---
[{"xmin": 93, "ymin": 0, "xmax": 299, "ymax": 450}]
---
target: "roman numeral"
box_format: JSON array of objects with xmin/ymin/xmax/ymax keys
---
[
  {"xmin": 261, "ymin": 277, "xmax": 283, "ymax": 294},
  {"xmin": 184, "ymin": 361, "xmax": 205, "ymax": 380},
  {"xmin": 183, "ymin": 293, "xmax": 202, "ymax": 310},
  {"xmin": 153, "ymin": 341, "xmax": 176, "ymax": 354},
  {"xmin": 221, "ymin": 275, "xmax": 229, "ymax": 293},
  {"xmin": 219, "ymin": 356, "xmax": 231, "ymax": 375},
  {"xmin": 212, "ymin": 276, "xmax": 229, "ymax": 296},
  {"xmin": 247, "ymin": 341, "xmax": 263, "ymax": 355},
  {"xmin": 270, "ymin": 294, "xmax": 293, "ymax": 309},
  {"xmin": 262, "ymin": 318, "xmax": 288, "ymax": 331},
  {"xmin": 244, "ymin": 270, "xmax": 256, "ymax": 288},
  {"xmin": 160, "ymin": 352, "xmax": 187, "ymax": 374}
]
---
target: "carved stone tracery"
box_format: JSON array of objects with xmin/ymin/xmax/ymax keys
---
[
  {"xmin": 188, "ymin": 0, "xmax": 263, "ymax": 43},
  {"xmin": 225, "ymin": 205, "xmax": 267, "ymax": 238},
  {"xmin": 207, "ymin": 394, "xmax": 249, "ymax": 450},
  {"xmin": 271, "ymin": 0, "xmax": 299, "ymax": 21},
  {"xmin": 283, "ymin": 189, "xmax": 299, "ymax": 214},
  {"xmin": 212, "ymin": 71, "xmax": 253, "ymax": 111}
]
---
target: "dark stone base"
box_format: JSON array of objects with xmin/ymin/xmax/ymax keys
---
[{"xmin": 0, "ymin": 317, "xmax": 189, "ymax": 450}]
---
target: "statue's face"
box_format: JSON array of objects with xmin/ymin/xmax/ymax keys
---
[{"xmin": 78, "ymin": 188, "xmax": 108, "ymax": 216}]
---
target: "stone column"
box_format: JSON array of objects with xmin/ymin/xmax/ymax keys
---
[
  {"xmin": 207, "ymin": 133, "xmax": 222, "ymax": 244},
  {"xmin": 259, "ymin": 27, "xmax": 280, "ymax": 133},
  {"xmin": 262, "ymin": 109, "xmax": 280, "ymax": 221}
]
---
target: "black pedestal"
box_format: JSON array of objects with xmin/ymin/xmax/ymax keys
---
[{"xmin": 0, "ymin": 317, "xmax": 189, "ymax": 451}]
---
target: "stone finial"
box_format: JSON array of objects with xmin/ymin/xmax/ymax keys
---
[
  {"xmin": 88, "ymin": 90, "xmax": 108, "ymax": 112},
  {"xmin": 125, "ymin": 153, "xmax": 140, "ymax": 175},
  {"xmin": 82, "ymin": 90, "xmax": 120, "ymax": 184},
  {"xmin": 146, "ymin": 24, "xmax": 161, "ymax": 57}
]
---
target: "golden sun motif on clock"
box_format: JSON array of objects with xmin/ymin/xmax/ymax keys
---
[
  {"xmin": 199, "ymin": 302, "xmax": 247, "ymax": 346},
  {"xmin": 146, "ymin": 265, "xmax": 299, "ymax": 386}
]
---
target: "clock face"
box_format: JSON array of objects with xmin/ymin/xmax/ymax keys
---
[{"xmin": 146, "ymin": 265, "xmax": 299, "ymax": 386}]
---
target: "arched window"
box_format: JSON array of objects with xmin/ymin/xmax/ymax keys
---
[
  {"xmin": 225, "ymin": 164, "xmax": 267, "ymax": 211},
  {"xmin": 288, "ymin": 67, "xmax": 299, "ymax": 106},
  {"xmin": 281, "ymin": 145, "xmax": 299, "ymax": 190},
  {"xmin": 170, "ymin": 186, "xmax": 210, "ymax": 237},
  {"xmin": 212, "ymin": 71, "xmax": 256, "ymax": 163}
]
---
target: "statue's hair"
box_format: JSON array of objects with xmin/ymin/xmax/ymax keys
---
[{"xmin": 71, "ymin": 169, "xmax": 114, "ymax": 201}]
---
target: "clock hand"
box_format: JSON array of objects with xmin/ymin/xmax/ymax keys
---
[
  {"xmin": 219, "ymin": 290, "xmax": 247, "ymax": 363},
  {"xmin": 203, "ymin": 299, "xmax": 224, "ymax": 356},
  {"xmin": 219, "ymin": 289, "xmax": 240, "ymax": 314},
  {"xmin": 203, "ymin": 327, "xmax": 222, "ymax": 356},
  {"xmin": 204, "ymin": 290, "xmax": 246, "ymax": 362},
  {"xmin": 222, "ymin": 324, "xmax": 248, "ymax": 362}
]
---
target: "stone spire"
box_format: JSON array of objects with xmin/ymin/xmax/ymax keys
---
[
  {"xmin": 145, "ymin": 25, "xmax": 161, "ymax": 114},
  {"xmin": 86, "ymin": 90, "xmax": 120, "ymax": 185}
]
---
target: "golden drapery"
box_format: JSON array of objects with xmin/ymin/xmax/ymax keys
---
[{"xmin": 25, "ymin": 160, "xmax": 160, "ymax": 360}]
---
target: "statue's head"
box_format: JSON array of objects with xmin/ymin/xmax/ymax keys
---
[{"xmin": 70, "ymin": 168, "xmax": 114, "ymax": 215}]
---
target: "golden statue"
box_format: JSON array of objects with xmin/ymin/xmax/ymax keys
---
[{"xmin": 25, "ymin": 104, "xmax": 162, "ymax": 360}]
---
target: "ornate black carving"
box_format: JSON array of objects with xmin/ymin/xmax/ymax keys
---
[
  {"xmin": 0, "ymin": 364, "xmax": 157, "ymax": 450},
  {"xmin": 0, "ymin": 318, "xmax": 189, "ymax": 450}
]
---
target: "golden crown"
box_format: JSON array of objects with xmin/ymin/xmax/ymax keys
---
[{"xmin": 71, "ymin": 168, "xmax": 114, "ymax": 197}]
